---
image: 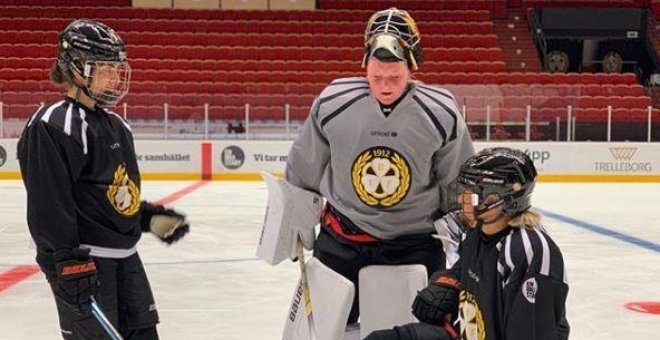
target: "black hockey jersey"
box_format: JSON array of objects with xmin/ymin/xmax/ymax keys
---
[
  {"xmin": 18, "ymin": 97, "xmax": 143, "ymax": 254},
  {"xmin": 454, "ymin": 226, "xmax": 569, "ymax": 340}
]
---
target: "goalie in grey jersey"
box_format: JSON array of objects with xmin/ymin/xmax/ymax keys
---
[{"xmin": 285, "ymin": 7, "xmax": 475, "ymax": 324}]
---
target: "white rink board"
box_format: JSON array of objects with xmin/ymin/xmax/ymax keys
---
[{"xmin": 3, "ymin": 139, "xmax": 660, "ymax": 180}]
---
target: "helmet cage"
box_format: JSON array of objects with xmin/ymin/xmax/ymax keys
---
[
  {"xmin": 80, "ymin": 60, "xmax": 131, "ymax": 108},
  {"xmin": 57, "ymin": 19, "xmax": 130, "ymax": 108}
]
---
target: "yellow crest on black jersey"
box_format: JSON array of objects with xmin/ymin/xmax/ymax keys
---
[
  {"xmin": 459, "ymin": 290, "xmax": 486, "ymax": 340},
  {"xmin": 107, "ymin": 164, "xmax": 140, "ymax": 217},
  {"xmin": 351, "ymin": 147, "xmax": 410, "ymax": 208}
]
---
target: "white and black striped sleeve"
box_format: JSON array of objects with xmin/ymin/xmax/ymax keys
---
[
  {"xmin": 500, "ymin": 228, "xmax": 570, "ymax": 340},
  {"xmin": 17, "ymin": 102, "xmax": 87, "ymax": 253}
]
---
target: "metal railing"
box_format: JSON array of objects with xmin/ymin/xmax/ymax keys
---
[{"xmin": 1, "ymin": 101, "xmax": 657, "ymax": 142}]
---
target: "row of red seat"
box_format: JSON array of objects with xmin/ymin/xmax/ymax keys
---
[
  {"xmin": 0, "ymin": 0, "xmax": 128, "ymax": 5},
  {"xmin": 0, "ymin": 83, "xmax": 645, "ymax": 99},
  {"xmin": 0, "ymin": 31, "xmax": 499, "ymax": 49},
  {"xmin": 2, "ymin": 45, "xmax": 504, "ymax": 62},
  {"xmin": 0, "ymin": 7, "xmax": 492, "ymax": 22},
  {"xmin": 419, "ymin": 72, "xmax": 638, "ymax": 85},
  {"xmin": 523, "ymin": 0, "xmax": 645, "ymax": 10},
  {"xmin": 0, "ymin": 92, "xmax": 316, "ymax": 107},
  {"xmin": 0, "ymin": 103, "xmax": 311, "ymax": 120},
  {"xmin": 0, "ymin": 78, "xmax": 642, "ymax": 97},
  {"xmin": 0, "ymin": 69, "xmax": 639, "ymax": 85},
  {"xmin": 458, "ymin": 95, "xmax": 651, "ymax": 108},
  {"xmin": 1, "ymin": 59, "xmax": 506, "ymax": 74},
  {"xmin": 0, "ymin": 18, "xmax": 495, "ymax": 35},
  {"xmin": 0, "ymin": 79, "xmax": 329, "ymax": 94},
  {"xmin": 446, "ymin": 84, "xmax": 645, "ymax": 97},
  {"xmin": 319, "ymin": 0, "xmax": 506, "ymax": 13},
  {"xmin": 2, "ymin": 91, "xmax": 650, "ymax": 110}
]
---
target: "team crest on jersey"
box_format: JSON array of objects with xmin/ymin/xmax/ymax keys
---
[
  {"xmin": 107, "ymin": 164, "xmax": 140, "ymax": 217},
  {"xmin": 459, "ymin": 290, "xmax": 486, "ymax": 340},
  {"xmin": 523, "ymin": 277, "xmax": 538, "ymax": 303},
  {"xmin": 351, "ymin": 147, "xmax": 410, "ymax": 208}
]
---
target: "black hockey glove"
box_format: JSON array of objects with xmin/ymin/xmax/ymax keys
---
[
  {"xmin": 140, "ymin": 201, "xmax": 190, "ymax": 244},
  {"xmin": 52, "ymin": 248, "xmax": 98, "ymax": 313},
  {"xmin": 412, "ymin": 271, "xmax": 461, "ymax": 326}
]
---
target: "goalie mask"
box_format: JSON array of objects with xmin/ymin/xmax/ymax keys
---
[
  {"xmin": 57, "ymin": 19, "xmax": 130, "ymax": 108},
  {"xmin": 448, "ymin": 148, "xmax": 537, "ymax": 223},
  {"xmin": 362, "ymin": 7, "xmax": 422, "ymax": 71}
]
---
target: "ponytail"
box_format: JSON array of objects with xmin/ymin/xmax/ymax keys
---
[{"xmin": 508, "ymin": 209, "xmax": 543, "ymax": 230}]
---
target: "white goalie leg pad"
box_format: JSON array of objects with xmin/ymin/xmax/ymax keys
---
[
  {"xmin": 258, "ymin": 172, "xmax": 324, "ymax": 265},
  {"xmin": 358, "ymin": 265, "xmax": 428, "ymax": 339},
  {"xmin": 283, "ymin": 257, "xmax": 355, "ymax": 340}
]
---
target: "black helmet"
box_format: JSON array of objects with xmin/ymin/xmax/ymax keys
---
[
  {"xmin": 57, "ymin": 19, "xmax": 130, "ymax": 108},
  {"xmin": 362, "ymin": 8, "xmax": 422, "ymax": 71},
  {"xmin": 454, "ymin": 147, "xmax": 537, "ymax": 217}
]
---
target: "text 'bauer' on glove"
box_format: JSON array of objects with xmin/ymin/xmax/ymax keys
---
[
  {"xmin": 37, "ymin": 247, "xmax": 99, "ymax": 314},
  {"xmin": 140, "ymin": 201, "xmax": 190, "ymax": 244}
]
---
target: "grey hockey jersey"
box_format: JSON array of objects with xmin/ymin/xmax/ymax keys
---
[{"xmin": 286, "ymin": 77, "xmax": 475, "ymax": 239}]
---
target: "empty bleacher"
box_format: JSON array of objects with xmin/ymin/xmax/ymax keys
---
[{"xmin": 0, "ymin": 1, "xmax": 657, "ymax": 141}]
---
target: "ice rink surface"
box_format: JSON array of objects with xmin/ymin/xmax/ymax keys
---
[{"xmin": 1, "ymin": 180, "xmax": 659, "ymax": 340}]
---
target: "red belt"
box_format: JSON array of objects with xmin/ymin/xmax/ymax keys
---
[{"xmin": 322, "ymin": 208, "xmax": 378, "ymax": 243}]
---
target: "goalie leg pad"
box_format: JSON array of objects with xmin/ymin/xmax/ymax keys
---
[
  {"xmin": 359, "ymin": 265, "xmax": 428, "ymax": 339},
  {"xmin": 282, "ymin": 257, "xmax": 355, "ymax": 340}
]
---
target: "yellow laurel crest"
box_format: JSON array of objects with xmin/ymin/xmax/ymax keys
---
[
  {"xmin": 351, "ymin": 147, "xmax": 411, "ymax": 208},
  {"xmin": 459, "ymin": 290, "xmax": 486, "ymax": 340},
  {"xmin": 352, "ymin": 152, "xmax": 379, "ymax": 206},
  {"xmin": 106, "ymin": 164, "xmax": 141, "ymax": 217}
]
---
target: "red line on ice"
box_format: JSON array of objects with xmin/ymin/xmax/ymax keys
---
[{"xmin": 1, "ymin": 180, "xmax": 208, "ymax": 294}]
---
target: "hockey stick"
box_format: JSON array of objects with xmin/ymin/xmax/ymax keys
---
[
  {"xmin": 90, "ymin": 296, "xmax": 124, "ymax": 340},
  {"xmin": 296, "ymin": 235, "xmax": 317, "ymax": 340}
]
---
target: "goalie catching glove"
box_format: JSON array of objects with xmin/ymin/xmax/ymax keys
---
[{"xmin": 140, "ymin": 201, "xmax": 190, "ymax": 244}]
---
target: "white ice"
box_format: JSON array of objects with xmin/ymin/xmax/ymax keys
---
[{"xmin": 0, "ymin": 180, "xmax": 659, "ymax": 339}]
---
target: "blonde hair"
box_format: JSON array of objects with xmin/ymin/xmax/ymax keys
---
[{"xmin": 508, "ymin": 209, "xmax": 542, "ymax": 230}]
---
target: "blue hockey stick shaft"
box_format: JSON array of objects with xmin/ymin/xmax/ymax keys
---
[{"xmin": 90, "ymin": 297, "xmax": 124, "ymax": 340}]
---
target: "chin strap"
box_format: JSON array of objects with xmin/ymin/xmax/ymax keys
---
[{"xmin": 472, "ymin": 205, "xmax": 507, "ymax": 229}]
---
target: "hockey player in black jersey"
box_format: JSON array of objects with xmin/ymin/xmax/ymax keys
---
[
  {"xmin": 17, "ymin": 19, "xmax": 190, "ymax": 340},
  {"xmin": 366, "ymin": 147, "xmax": 569, "ymax": 340}
]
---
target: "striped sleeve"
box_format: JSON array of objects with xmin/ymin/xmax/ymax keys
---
[
  {"xmin": 18, "ymin": 101, "xmax": 88, "ymax": 253},
  {"xmin": 500, "ymin": 227, "xmax": 569, "ymax": 340}
]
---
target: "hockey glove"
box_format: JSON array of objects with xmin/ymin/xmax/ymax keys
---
[
  {"xmin": 52, "ymin": 248, "xmax": 98, "ymax": 313},
  {"xmin": 140, "ymin": 201, "xmax": 190, "ymax": 244},
  {"xmin": 412, "ymin": 271, "xmax": 461, "ymax": 326}
]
